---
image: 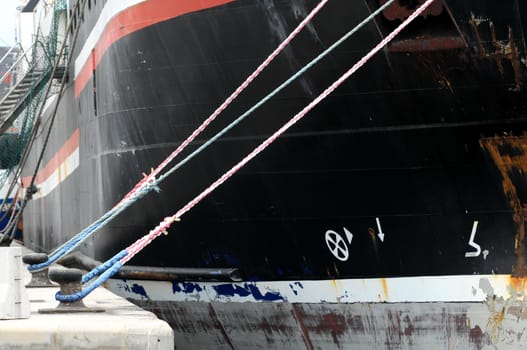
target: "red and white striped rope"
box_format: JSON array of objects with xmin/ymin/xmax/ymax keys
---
[
  {"xmin": 121, "ymin": 0, "xmax": 436, "ymax": 265},
  {"xmin": 115, "ymin": 0, "xmax": 330, "ymax": 208}
]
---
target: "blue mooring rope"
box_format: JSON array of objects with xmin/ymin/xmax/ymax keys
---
[
  {"xmin": 27, "ymin": 183, "xmax": 159, "ymax": 272},
  {"xmin": 81, "ymin": 249, "xmax": 128, "ymax": 284},
  {"xmin": 55, "ymin": 258, "xmax": 124, "ymax": 302}
]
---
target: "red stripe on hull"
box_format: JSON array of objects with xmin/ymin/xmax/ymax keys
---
[
  {"xmin": 22, "ymin": 128, "xmax": 80, "ymax": 186},
  {"xmin": 74, "ymin": 0, "xmax": 235, "ymax": 97}
]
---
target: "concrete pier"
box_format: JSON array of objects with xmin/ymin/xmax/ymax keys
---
[
  {"xmin": 0, "ymin": 244, "xmax": 173, "ymax": 349},
  {"xmin": 0, "ymin": 284, "xmax": 174, "ymax": 349}
]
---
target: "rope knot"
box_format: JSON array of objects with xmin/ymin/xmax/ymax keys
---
[
  {"xmin": 140, "ymin": 168, "xmax": 160, "ymax": 193},
  {"xmin": 159, "ymin": 216, "xmax": 180, "ymax": 236}
]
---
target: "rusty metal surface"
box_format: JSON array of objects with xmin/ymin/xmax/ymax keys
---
[
  {"xmin": 381, "ymin": 0, "xmax": 444, "ymax": 21},
  {"xmin": 389, "ymin": 35, "xmax": 466, "ymax": 52},
  {"xmin": 145, "ymin": 301, "xmax": 234, "ymax": 349},
  {"xmin": 212, "ymin": 302, "xmax": 308, "ymax": 349},
  {"xmin": 114, "ymin": 274, "xmax": 527, "ymax": 349},
  {"xmin": 115, "ymin": 266, "xmax": 242, "ymax": 282},
  {"xmin": 470, "ymin": 16, "xmax": 523, "ymax": 91},
  {"xmin": 132, "ymin": 299, "xmax": 527, "ymax": 350},
  {"xmin": 59, "ymin": 252, "xmax": 241, "ymax": 281},
  {"xmin": 375, "ymin": 0, "xmax": 467, "ymax": 52},
  {"xmin": 481, "ymin": 136, "xmax": 527, "ymax": 276}
]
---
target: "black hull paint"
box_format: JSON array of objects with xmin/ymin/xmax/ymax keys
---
[
  {"xmin": 20, "ymin": 1, "xmax": 527, "ymax": 348},
  {"xmin": 23, "ymin": 0, "xmax": 527, "ymax": 281}
]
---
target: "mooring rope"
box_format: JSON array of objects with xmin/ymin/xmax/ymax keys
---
[
  {"xmin": 28, "ymin": 0, "xmax": 332, "ymax": 271},
  {"xmin": 116, "ymin": 0, "xmax": 331, "ymax": 208},
  {"xmin": 55, "ymin": 0, "xmax": 437, "ymax": 302},
  {"xmin": 31, "ymin": 0, "xmax": 398, "ymax": 272}
]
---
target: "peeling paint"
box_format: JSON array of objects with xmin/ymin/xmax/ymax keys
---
[
  {"xmin": 479, "ymin": 278, "xmax": 495, "ymax": 297},
  {"xmin": 470, "ymin": 16, "xmax": 523, "ymax": 90},
  {"xmin": 172, "ymin": 281, "xmax": 203, "ymax": 294},
  {"xmin": 213, "ymin": 283, "xmax": 284, "ymax": 302},
  {"xmin": 105, "ymin": 275, "xmax": 527, "ymax": 348},
  {"xmin": 108, "ymin": 274, "xmax": 527, "ymax": 304},
  {"xmin": 130, "ymin": 283, "xmax": 148, "ymax": 299},
  {"xmin": 130, "ymin": 299, "xmax": 527, "ymax": 349}
]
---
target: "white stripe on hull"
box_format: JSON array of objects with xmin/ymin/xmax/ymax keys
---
[
  {"xmin": 32, "ymin": 147, "xmax": 79, "ymax": 200},
  {"xmin": 107, "ymin": 274, "xmax": 520, "ymax": 303},
  {"xmin": 74, "ymin": 0, "xmax": 147, "ymax": 79}
]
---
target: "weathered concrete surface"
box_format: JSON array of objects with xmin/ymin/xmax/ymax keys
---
[{"xmin": 0, "ymin": 286, "xmax": 174, "ymax": 349}]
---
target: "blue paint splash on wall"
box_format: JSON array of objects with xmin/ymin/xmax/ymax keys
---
[
  {"xmin": 247, "ymin": 284, "xmax": 284, "ymax": 301},
  {"xmin": 213, "ymin": 283, "xmax": 284, "ymax": 301},
  {"xmin": 131, "ymin": 283, "xmax": 148, "ymax": 299},
  {"xmin": 172, "ymin": 281, "xmax": 203, "ymax": 294},
  {"xmin": 213, "ymin": 284, "xmax": 251, "ymax": 298}
]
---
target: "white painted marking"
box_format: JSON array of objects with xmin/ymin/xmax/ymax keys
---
[
  {"xmin": 376, "ymin": 217, "xmax": 385, "ymax": 242},
  {"xmin": 74, "ymin": 0, "xmax": 147, "ymax": 78},
  {"xmin": 343, "ymin": 227, "xmax": 353, "ymax": 244},
  {"xmin": 464, "ymin": 221, "xmax": 481, "ymax": 258},
  {"xmin": 325, "ymin": 230, "xmax": 349, "ymax": 261}
]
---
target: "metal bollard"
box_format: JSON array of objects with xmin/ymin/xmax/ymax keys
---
[
  {"xmin": 39, "ymin": 267, "xmax": 104, "ymax": 314},
  {"xmin": 22, "ymin": 253, "xmax": 55, "ymax": 287}
]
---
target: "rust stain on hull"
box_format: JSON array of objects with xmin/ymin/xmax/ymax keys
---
[
  {"xmin": 380, "ymin": 278, "xmax": 390, "ymax": 301},
  {"xmin": 486, "ymin": 302, "xmax": 506, "ymax": 344},
  {"xmin": 368, "ymin": 227, "xmax": 380, "ymax": 260},
  {"xmin": 508, "ymin": 276, "xmax": 527, "ymax": 293},
  {"xmin": 481, "ymin": 136, "xmax": 527, "ymax": 276},
  {"xmin": 142, "ymin": 300, "xmax": 527, "ymax": 349},
  {"xmin": 470, "ymin": 16, "xmax": 523, "ymax": 90},
  {"xmin": 380, "ymin": 0, "xmax": 444, "ymax": 21},
  {"xmin": 389, "ymin": 35, "xmax": 466, "ymax": 52},
  {"xmin": 470, "ymin": 16, "xmax": 487, "ymax": 55}
]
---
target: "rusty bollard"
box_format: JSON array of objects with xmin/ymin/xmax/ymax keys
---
[
  {"xmin": 39, "ymin": 267, "xmax": 104, "ymax": 314},
  {"xmin": 23, "ymin": 253, "xmax": 55, "ymax": 287}
]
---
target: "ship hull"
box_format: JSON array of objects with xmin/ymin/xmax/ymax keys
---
[
  {"xmin": 107, "ymin": 275, "xmax": 527, "ymax": 349},
  {"xmin": 19, "ymin": 0, "xmax": 527, "ymax": 348}
]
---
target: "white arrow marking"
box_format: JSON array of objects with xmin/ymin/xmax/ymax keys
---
[
  {"xmin": 376, "ymin": 217, "xmax": 385, "ymax": 242},
  {"xmin": 464, "ymin": 221, "xmax": 481, "ymax": 258},
  {"xmin": 343, "ymin": 227, "xmax": 353, "ymax": 245}
]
